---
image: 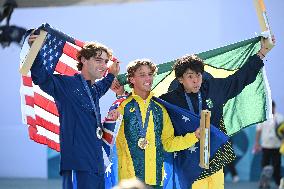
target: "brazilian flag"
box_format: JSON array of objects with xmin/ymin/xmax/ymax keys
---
[{"xmin": 117, "ymin": 36, "xmax": 272, "ymax": 136}]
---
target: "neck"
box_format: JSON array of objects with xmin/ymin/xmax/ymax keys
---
[
  {"xmin": 184, "ymin": 88, "xmax": 197, "ymax": 94},
  {"xmin": 81, "ymin": 71, "xmax": 95, "ymax": 85},
  {"xmin": 134, "ymin": 89, "xmax": 150, "ymax": 100}
]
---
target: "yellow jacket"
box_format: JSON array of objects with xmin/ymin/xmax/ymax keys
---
[{"xmin": 116, "ymin": 91, "xmax": 199, "ymax": 186}]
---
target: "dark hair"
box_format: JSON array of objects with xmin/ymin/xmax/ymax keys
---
[
  {"xmin": 173, "ymin": 54, "xmax": 204, "ymax": 78},
  {"xmin": 76, "ymin": 42, "xmax": 113, "ymax": 71},
  {"xmin": 127, "ymin": 59, "xmax": 157, "ymax": 88}
]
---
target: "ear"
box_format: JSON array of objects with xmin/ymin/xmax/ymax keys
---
[
  {"xmin": 81, "ymin": 57, "xmax": 87, "ymax": 65},
  {"xmin": 129, "ymin": 77, "xmax": 135, "ymax": 85},
  {"xmin": 178, "ymin": 77, "xmax": 183, "ymax": 84}
]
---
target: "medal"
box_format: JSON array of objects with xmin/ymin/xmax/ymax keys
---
[
  {"xmin": 138, "ymin": 137, "xmax": 149, "ymax": 150},
  {"xmin": 96, "ymin": 127, "xmax": 103, "ymax": 139}
]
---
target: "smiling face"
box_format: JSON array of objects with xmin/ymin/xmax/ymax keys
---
[
  {"xmin": 178, "ymin": 68, "xmax": 202, "ymax": 93},
  {"xmin": 129, "ymin": 65, "xmax": 154, "ymax": 93},
  {"xmin": 81, "ymin": 50, "xmax": 109, "ymax": 81}
]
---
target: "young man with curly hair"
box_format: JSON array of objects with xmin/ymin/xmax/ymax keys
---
[
  {"xmin": 110, "ymin": 59, "xmax": 201, "ymax": 189},
  {"xmin": 28, "ymin": 33, "xmax": 120, "ymax": 189}
]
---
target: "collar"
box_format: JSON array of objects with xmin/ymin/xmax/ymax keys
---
[{"xmin": 131, "ymin": 89, "xmax": 154, "ymax": 105}]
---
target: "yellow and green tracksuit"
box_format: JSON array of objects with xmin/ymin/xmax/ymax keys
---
[{"xmin": 116, "ymin": 91, "xmax": 198, "ymax": 187}]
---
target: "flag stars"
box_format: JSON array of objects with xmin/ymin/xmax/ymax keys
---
[
  {"xmin": 49, "ymin": 56, "xmax": 54, "ymax": 61},
  {"xmin": 174, "ymin": 152, "xmax": 178, "ymax": 159},
  {"xmin": 43, "ymin": 44, "xmax": 47, "ymax": 51},
  {"xmin": 163, "ymin": 170, "xmax": 167, "ymax": 180},
  {"xmin": 105, "ymin": 163, "xmax": 113, "ymax": 177},
  {"xmin": 49, "ymin": 49, "xmax": 53, "ymax": 54},
  {"xmin": 188, "ymin": 145, "xmax": 198, "ymax": 153},
  {"xmin": 182, "ymin": 115, "xmax": 190, "ymax": 122}
]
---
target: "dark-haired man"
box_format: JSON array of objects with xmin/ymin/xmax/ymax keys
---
[{"xmin": 159, "ymin": 36, "xmax": 274, "ymax": 189}]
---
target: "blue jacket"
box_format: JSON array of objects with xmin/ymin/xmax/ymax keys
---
[{"xmin": 31, "ymin": 56, "xmax": 114, "ymax": 174}]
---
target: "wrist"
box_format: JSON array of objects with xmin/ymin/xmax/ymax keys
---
[{"xmin": 257, "ymin": 50, "xmax": 266, "ymax": 59}]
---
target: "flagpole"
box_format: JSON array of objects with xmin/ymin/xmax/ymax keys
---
[
  {"xmin": 253, "ymin": 0, "xmax": 274, "ymax": 46},
  {"xmin": 199, "ymin": 110, "xmax": 211, "ymax": 169},
  {"xmin": 19, "ymin": 30, "xmax": 47, "ymax": 76}
]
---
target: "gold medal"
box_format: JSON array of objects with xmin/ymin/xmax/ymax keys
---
[{"xmin": 138, "ymin": 138, "xmax": 149, "ymax": 150}]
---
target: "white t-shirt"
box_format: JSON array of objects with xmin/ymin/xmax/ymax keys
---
[{"xmin": 256, "ymin": 112, "xmax": 284, "ymax": 149}]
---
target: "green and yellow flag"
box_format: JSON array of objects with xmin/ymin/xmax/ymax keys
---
[{"xmin": 117, "ymin": 36, "xmax": 272, "ymax": 136}]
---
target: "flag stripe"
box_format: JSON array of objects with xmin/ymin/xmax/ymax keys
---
[
  {"xmin": 34, "ymin": 93, "xmax": 59, "ymax": 116},
  {"xmin": 22, "ymin": 76, "xmax": 33, "ymax": 87},
  {"xmin": 55, "ymin": 61, "xmax": 78, "ymax": 76},
  {"xmin": 59, "ymin": 54, "xmax": 79, "ymax": 71},
  {"xmin": 36, "ymin": 115, "xmax": 60, "ymax": 134},
  {"xmin": 34, "ymin": 105, "xmax": 60, "ymax": 126},
  {"xmin": 63, "ymin": 42, "xmax": 80, "ymax": 61},
  {"xmin": 25, "ymin": 95, "xmax": 34, "ymax": 107}
]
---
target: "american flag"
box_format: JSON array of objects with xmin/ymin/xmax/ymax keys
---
[{"xmin": 20, "ymin": 23, "xmax": 116, "ymax": 155}]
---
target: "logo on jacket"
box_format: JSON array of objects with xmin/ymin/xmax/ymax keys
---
[{"xmin": 206, "ymin": 98, "xmax": 214, "ymax": 109}]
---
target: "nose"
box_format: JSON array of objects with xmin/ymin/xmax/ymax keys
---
[{"xmin": 193, "ymin": 76, "xmax": 198, "ymax": 83}]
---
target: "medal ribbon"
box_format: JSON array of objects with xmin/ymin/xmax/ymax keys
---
[
  {"xmin": 184, "ymin": 91, "xmax": 202, "ymax": 115},
  {"xmin": 133, "ymin": 100, "xmax": 152, "ymax": 138},
  {"xmin": 79, "ymin": 75, "xmax": 102, "ymax": 136}
]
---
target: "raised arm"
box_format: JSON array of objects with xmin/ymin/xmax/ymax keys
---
[
  {"xmin": 29, "ymin": 33, "xmax": 61, "ymax": 98},
  {"xmin": 94, "ymin": 59, "xmax": 120, "ymax": 98},
  {"xmin": 209, "ymin": 36, "xmax": 275, "ymax": 102}
]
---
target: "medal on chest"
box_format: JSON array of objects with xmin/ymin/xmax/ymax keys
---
[{"xmin": 138, "ymin": 137, "xmax": 149, "ymax": 150}]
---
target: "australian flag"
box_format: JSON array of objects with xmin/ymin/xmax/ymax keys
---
[{"xmin": 153, "ymin": 97, "xmax": 229, "ymax": 188}]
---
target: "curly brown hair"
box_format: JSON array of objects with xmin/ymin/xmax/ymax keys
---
[
  {"xmin": 76, "ymin": 42, "xmax": 113, "ymax": 71},
  {"xmin": 173, "ymin": 54, "xmax": 204, "ymax": 78},
  {"xmin": 127, "ymin": 59, "xmax": 157, "ymax": 88}
]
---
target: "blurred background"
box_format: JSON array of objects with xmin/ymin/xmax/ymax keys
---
[{"xmin": 0, "ymin": 0, "xmax": 283, "ymax": 188}]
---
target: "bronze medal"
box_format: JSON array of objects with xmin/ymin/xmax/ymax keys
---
[{"xmin": 138, "ymin": 137, "xmax": 149, "ymax": 150}]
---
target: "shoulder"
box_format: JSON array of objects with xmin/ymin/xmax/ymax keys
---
[
  {"xmin": 117, "ymin": 95, "xmax": 134, "ymax": 114},
  {"xmin": 159, "ymin": 90, "xmax": 178, "ymax": 101}
]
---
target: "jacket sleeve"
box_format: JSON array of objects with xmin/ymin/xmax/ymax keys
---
[
  {"xmin": 161, "ymin": 107, "xmax": 199, "ymax": 152},
  {"xmin": 210, "ymin": 54, "xmax": 264, "ymax": 102},
  {"xmin": 31, "ymin": 54, "xmax": 62, "ymax": 98},
  {"xmin": 93, "ymin": 73, "xmax": 115, "ymax": 99}
]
